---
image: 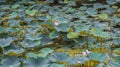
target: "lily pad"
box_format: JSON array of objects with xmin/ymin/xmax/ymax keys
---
[
  {"xmin": 25, "ymin": 9, "xmax": 38, "ymax": 16},
  {"xmin": 98, "ymin": 13, "xmax": 108, "ymax": 20},
  {"xmin": 0, "ymin": 37, "xmax": 13, "ymax": 47},
  {"xmin": 88, "ymin": 52, "xmax": 108, "ymax": 62},
  {"xmin": 50, "ymin": 63, "xmax": 67, "ymax": 67},
  {"xmin": 67, "ymin": 32, "xmax": 79, "ymax": 39}
]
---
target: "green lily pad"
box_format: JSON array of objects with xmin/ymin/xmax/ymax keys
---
[
  {"xmin": 2, "ymin": 56, "xmax": 20, "ymax": 67},
  {"xmin": 90, "ymin": 28, "xmax": 110, "ymax": 38},
  {"xmin": 0, "ymin": 37, "xmax": 13, "ymax": 47},
  {"xmin": 10, "ymin": 12, "xmax": 18, "ymax": 19},
  {"xmin": 88, "ymin": 52, "xmax": 108, "ymax": 62},
  {"xmin": 25, "ymin": 9, "xmax": 38, "ymax": 16},
  {"xmin": 25, "ymin": 57, "xmax": 49, "ymax": 67},
  {"xmin": 12, "ymin": 4, "xmax": 20, "ymax": 9},
  {"xmin": 38, "ymin": 48, "xmax": 54, "ymax": 58},
  {"xmin": 98, "ymin": 13, "xmax": 108, "ymax": 20},
  {"xmin": 67, "ymin": 32, "xmax": 79, "ymax": 39},
  {"xmin": 50, "ymin": 63, "xmax": 67, "ymax": 67},
  {"xmin": 55, "ymin": 23, "xmax": 70, "ymax": 32},
  {"xmin": 49, "ymin": 31, "xmax": 60, "ymax": 39},
  {"xmin": 114, "ymin": 56, "xmax": 120, "ymax": 64}
]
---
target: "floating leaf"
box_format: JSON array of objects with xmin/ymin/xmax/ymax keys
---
[
  {"xmin": 12, "ymin": 4, "xmax": 20, "ymax": 9},
  {"xmin": 96, "ymin": 63, "xmax": 104, "ymax": 67},
  {"xmin": 2, "ymin": 56, "xmax": 20, "ymax": 67},
  {"xmin": 93, "ymin": 3, "xmax": 104, "ymax": 9},
  {"xmin": 86, "ymin": 8, "xmax": 97, "ymax": 16},
  {"xmin": 106, "ymin": 0, "xmax": 116, "ymax": 5},
  {"xmin": 3, "ymin": 44, "xmax": 25, "ymax": 56},
  {"xmin": 90, "ymin": 28, "xmax": 110, "ymax": 38},
  {"xmin": 50, "ymin": 52, "xmax": 72, "ymax": 62},
  {"xmin": 21, "ymin": 39, "xmax": 41, "ymax": 48},
  {"xmin": 50, "ymin": 63, "xmax": 67, "ymax": 67},
  {"xmin": 1, "ymin": 5, "xmax": 10, "ymax": 10},
  {"xmin": 27, "ymin": 52, "xmax": 38, "ymax": 58},
  {"xmin": 38, "ymin": 48, "xmax": 54, "ymax": 58},
  {"xmin": 114, "ymin": 56, "xmax": 120, "ymax": 64},
  {"xmin": 74, "ymin": 24, "xmax": 90, "ymax": 32},
  {"xmin": 25, "ymin": 9, "xmax": 37, "ymax": 16},
  {"xmin": 0, "ymin": 37, "xmax": 13, "ymax": 47},
  {"xmin": 79, "ymin": 6, "xmax": 87, "ymax": 10},
  {"xmin": 108, "ymin": 60, "xmax": 120, "ymax": 67},
  {"xmin": 41, "ymin": 35, "xmax": 53, "ymax": 45},
  {"xmin": 64, "ymin": 0, "xmax": 69, "ymax": 3},
  {"xmin": 8, "ymin": 20, "xmax": 20, "ymax": 26},
  {"xmin": 10, "ymin": 12, "xmax": 18, "ymax": 19},
  {"xmin": 98, "ymin": 13, "xmax": 108, "ymax": 20},
  {"xmin": 4, "ymin": 49, "xmax": 24, "ymax": 56},
  {"xmin": 49, "ymin": 31, "xmax": 60, "ymax": 39},
  {"xmin": 70, "ymin": 56, "xmax": 89, "ymax": 64},
  {"xmin": 6, "ymin": 27, "xmax": 20, "ymax": 33},
  {"xmin": 0, "ymin": 26, "xmax": 5, "ymax": 33},
  {"xmin": 67, "ymin": 32, "xmax": 79, "ymax": 39},
  {"xmin": 88, "ymin": 52, "xmax": 108, "ymax": 62},
  {"xmin": 25, "ymin": 57, "xmax": 49, "ymax": 67},
  {"xmin": 113, "ymin": 48, "xmax": 120, "ymax": 55},
  {"xmin": 67, "ymin": 1, "xmax": 76, "ymax": 6},
  {"xmin": 40, "ymin": 48, "xmax": 54, "ymax": 53},
  {"xmin": 55, "ymin": 23, "xmax": 70, "ymax": 32},
  {"xmin": 25, "ymin": 34, "xmax": 42, "ymax": 41}
]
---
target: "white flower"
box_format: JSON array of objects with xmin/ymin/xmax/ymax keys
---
[
  {"xmin": 82, "ymin": 50, "xmax": 91, "ymax": 57},
  {"xmin": 76, "ymin": 61, "xmax": 81, "ymax": 64},
  {"xmin": 54, "ymin": 21, "xmax": 60, "ymax": 26},
  {"xmin": 82, "ymin": 52, "xmax": 87, "ymax": 56},
  {"xmin": 86, "ymin": 50, "xmax": 91, "ymax": 54}
]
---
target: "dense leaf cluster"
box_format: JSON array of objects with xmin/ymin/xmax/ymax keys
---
[{"xmin": 0, "ymin": 0, "xmax": 120, "ymax": 67}]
